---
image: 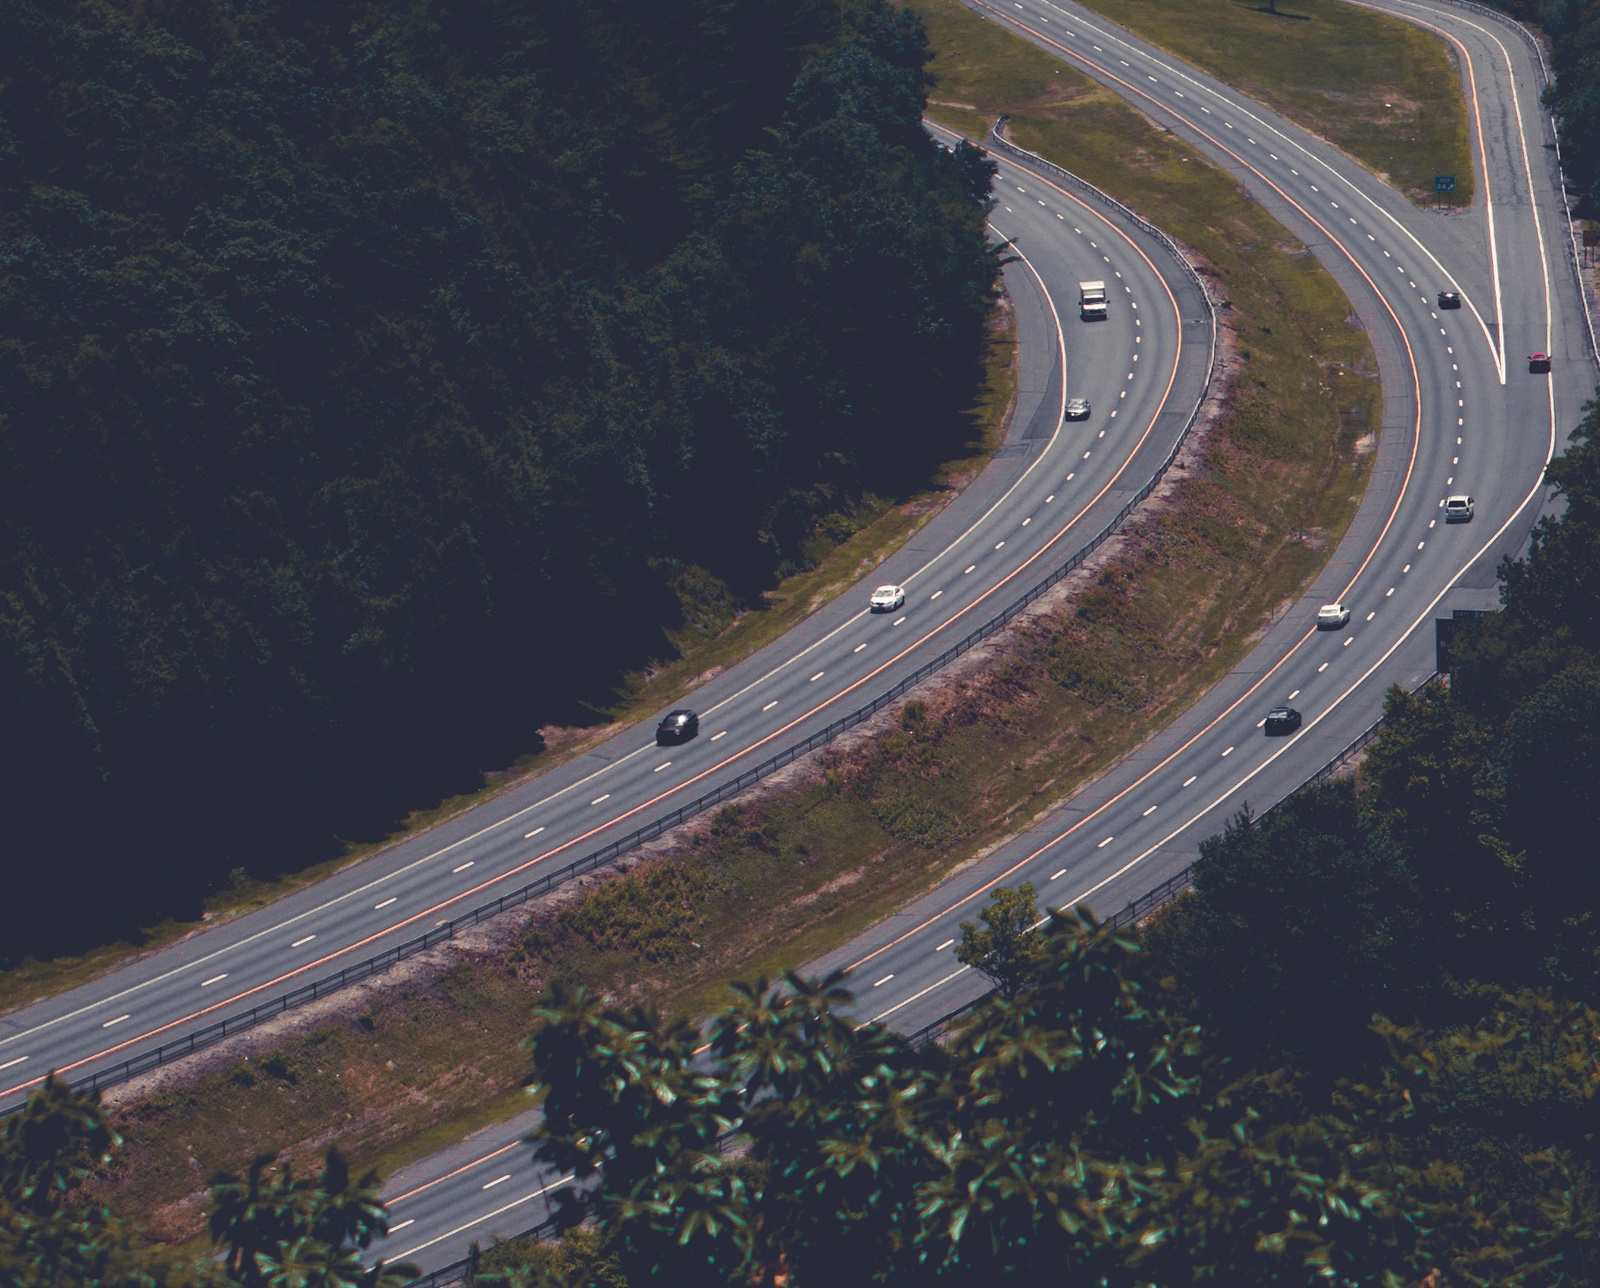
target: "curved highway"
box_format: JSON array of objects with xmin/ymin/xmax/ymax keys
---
[
  {"xmin": 825, "ymin": 0, "xmax": 1595, "ymax": 1034},
  {"xmin": 354, "ymin": 0, "xmax": 1597, "ymax": 1272},
  {"xmin": 0, "ymin": 127, "xmax": 1213, "ymax": 1110}
]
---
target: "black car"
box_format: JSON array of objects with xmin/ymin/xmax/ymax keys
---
[
  {"xmin": 656, "ymin": 709, "xmax": 700, "ymax": 745},
  {"xmin": 1437, "ymin": 290, "xmax": 1461, "ymax": 309},
  {"xmin": 1264, "ymin": 705, "xmax": 1302, "ymax": 736},
  {"xmin": 1529, "ymin": 352, "xmax": 1552, "ymax": 374}
]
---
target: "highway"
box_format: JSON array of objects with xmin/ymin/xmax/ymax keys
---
[
  {"xmin": 823, "ymin": 0, "xmax": 1596, "ymax": 1036},
  {"xmin": 352, "ymin": 0, "xmax": 1598, "ymax": 1273},
  {"xmin": 0, "ymin": 120, "xmax": 1213, "ymax": 1109},
  {"xmin": 0, "ymin": 0, "xmax": 1589, "ymax": 1270}
]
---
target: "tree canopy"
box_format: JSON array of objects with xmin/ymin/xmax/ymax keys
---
[
  {"xmin": 508, "ymin": 911, "xmax": 1600, "ymax": 1286},
  {"xmin": 0, "ymin": 0, "xmax": 1000, "ymax": 961}
]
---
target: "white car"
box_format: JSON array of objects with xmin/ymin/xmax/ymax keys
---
[
  {"xmin": 1316, "ymin": 603, "xmax": 1351, "ymax": 629},
  {"xmin": 869, "ymin": 584, "xmax": 906, "ymax": 612},
  {"xmin": 1064, "ymin": 397, "xmax": 1091, "ymax": 420},
  {"xmin": 1444, "ymin": 495, "xmax": 1475, "ymax": 522}
]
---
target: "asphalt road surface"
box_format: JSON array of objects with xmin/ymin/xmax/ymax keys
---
[{"xmin": 353, "ymin": 0, "xmax": 1599, "ymax": 1272}]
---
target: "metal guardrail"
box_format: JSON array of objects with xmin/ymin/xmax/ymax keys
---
[{"xmin": 47, "ymin": 134, "xmax": 1219, "ymax": 1107}]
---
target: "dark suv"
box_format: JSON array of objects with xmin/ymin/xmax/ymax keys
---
[
  {"xmin": 656, "ymin": 709, "xmax": 700, "ymax": 745},
  {"xmin": 1264, "ymin": 706, "xmax": 1302, "ymax": 735},
  {"xmin": 1437, "ymin": 290, "xmax": 1461, "ymax": 309}
]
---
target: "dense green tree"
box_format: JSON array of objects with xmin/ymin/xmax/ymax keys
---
[
  {"xmin": 519, "ymin": 912, "xmax": 1486, "ymax": 1286},
  {"xmin": 1146, "ymin": 780, "xmax": 1428, "ymax": 1073},
  {"xmin": 0, "ymin": 0, "xmax": 1000, "ymax": 961},
  {"xmin": 955, "ymin": 882, "xmax": 1047, "ymax": 998},
  {"xmin": 1544, "ymin": 0, "xmax": 1600, "ymax": 216},
  {"xmin": 209, "ymin": 1148, "xmax": 412, "ymax": 1288},
  {"xmin": 0, "ymin": 1077, "xmax": 420, "ymax": 1287},
  {"xmin": 0, "ymin": 1076, "xmax": 163, "ymax": 1287}
]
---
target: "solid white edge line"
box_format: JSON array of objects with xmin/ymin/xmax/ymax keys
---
[
  {"xmin": 1031, "ymin": 0, "xmax": 1506, "ymax": 380},
  {"xmin": 1060, "ymin": 446, "xmax": 1557, "ymax": 920},
  {"xmin": 387, "ymin": 1175, "xmax": 576, "ymax": 1264}
]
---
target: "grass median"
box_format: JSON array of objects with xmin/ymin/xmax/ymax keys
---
[
  {"xmin": 96, "ymin": 10, "xmax": 1384, "ymax": 1246},
  {"xmin": 1038, "ymin": 0, "xmax": 1475, "ymax": 207}
]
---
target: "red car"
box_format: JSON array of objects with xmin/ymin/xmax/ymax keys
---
[{"xmin": 1529, "ymin": 352, "xmax": 1552, "ymax": 373}]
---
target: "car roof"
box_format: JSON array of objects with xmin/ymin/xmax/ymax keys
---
[{"xmin": 1446, "ymin": 494, "xmax": 1470, "ymax": 503}]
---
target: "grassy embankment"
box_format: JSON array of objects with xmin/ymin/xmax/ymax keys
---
[
  {"xmin": 0, "ymin": 329, "xmax": 1014, "ymax": 1020},
  {"xmin": 1064, "ymin": 0, "xmax": 1475, "ymax": 206},
  {"xmin": 98, "ymin": 0, "xmax": 1473, "ymax": 1241}
]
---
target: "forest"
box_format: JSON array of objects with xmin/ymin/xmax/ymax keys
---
[
  {"xmin": 1487, "ymin": 0, "xmax": 1600, "ymax": 212},
  {"xmin": 0, "ymin": 0, "xmax": 1001, "ymax": 962}
]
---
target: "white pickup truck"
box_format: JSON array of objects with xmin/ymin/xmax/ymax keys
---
[{"xmin": 1079, "ymin": 280, "xmax": 1108, "ymax": 321}]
